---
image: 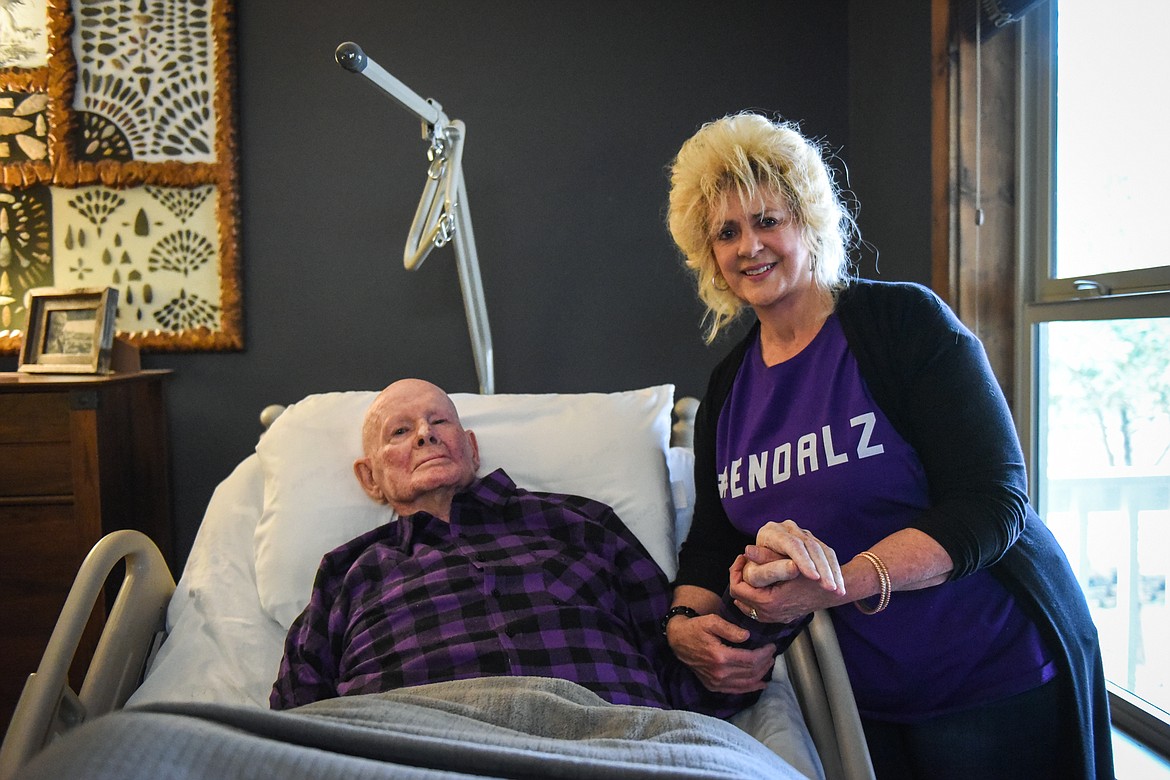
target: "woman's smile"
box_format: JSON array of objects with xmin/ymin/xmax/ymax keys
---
[{"xmin": 743, "ymin": 262, "xmax": 777, "ymax": 277}]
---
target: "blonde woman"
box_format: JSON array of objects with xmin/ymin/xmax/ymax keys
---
[{"xmin": 662, "ymin": 112, "xmax": 1112, "ymax": 779}]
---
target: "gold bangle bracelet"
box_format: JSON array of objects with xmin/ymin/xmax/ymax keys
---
[{"xmin": 855, "ymin": 551, "xmax": 891, "ymax": 615}]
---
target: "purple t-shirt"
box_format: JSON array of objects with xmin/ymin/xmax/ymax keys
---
[{"xmin": 716, "ymin": 316, "xmax": 1055, "ymax": 722}]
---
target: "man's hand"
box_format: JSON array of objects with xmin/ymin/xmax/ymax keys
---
[
  {"xmin": 749, "ymin": 520, "xmax": 844, "ymax": 591},
  {"xmin": 729, "ymin": 520, "xmax": 847, "ymax": 624},
  {"xmin": 666, "ymin": 612, "xmax": 776, "ymax": 694}
]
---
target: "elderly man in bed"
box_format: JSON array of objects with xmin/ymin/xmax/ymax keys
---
[{"xmin": 269, "ymin": 378, "xmax": 841, "ymax": 717}]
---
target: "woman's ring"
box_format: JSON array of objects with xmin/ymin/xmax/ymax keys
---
[{"xmin": 749, "ymin": 607, "xmax": 758, "ymax": 621}]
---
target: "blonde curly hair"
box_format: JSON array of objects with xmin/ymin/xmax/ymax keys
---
[{"xmin": 666, "ymin": 112, "xmax": 856, "ymax": 343}]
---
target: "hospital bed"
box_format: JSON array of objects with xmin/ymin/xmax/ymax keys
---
[{"xmin": 0, "ymin": 385, "xmax": 874, "ymax": 780}]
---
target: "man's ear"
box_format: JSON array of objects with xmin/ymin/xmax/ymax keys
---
[
  {"xmin": 353, "ymin": 458, "xmax": 386, "ymax": 503},
  {"xmin": 466, "ymin": 430, "xmax": 480, "ymax": 472}
]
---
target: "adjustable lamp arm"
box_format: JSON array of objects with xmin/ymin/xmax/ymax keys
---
[
  {"xmin": 335, "ymin": 41, "xmax": 495, "ymax": 395},
  {"xmin": 335, "ymin": 41, "xmax": 444, "ymax": 129}
]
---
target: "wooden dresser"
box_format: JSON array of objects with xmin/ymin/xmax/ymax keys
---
[{"xmin": 0, "ymin": 370, "xmax": 174, "ymax": 734}]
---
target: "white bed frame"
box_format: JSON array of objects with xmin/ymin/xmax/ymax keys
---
[{"xmin": 0, "ymin": 398, "xmax": 873, "ymax": 780}]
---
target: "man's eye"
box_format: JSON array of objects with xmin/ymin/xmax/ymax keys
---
[{"xmin": 391, "ymin": 427, "xmax": 409, "ymax": 436}]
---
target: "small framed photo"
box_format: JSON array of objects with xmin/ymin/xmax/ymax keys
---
[{"xmin": 18, "ymin": 287, "xmax": 120, "ymax": 374}]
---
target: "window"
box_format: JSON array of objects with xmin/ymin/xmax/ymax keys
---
[{"xmin": 1019, "ymin": 0, "xmax": 1170, "ymax": 750}]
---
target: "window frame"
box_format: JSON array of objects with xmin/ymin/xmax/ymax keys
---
[{"xmin": 1015, "ymin": 2, "xmax": 1170, "ymax": 756}]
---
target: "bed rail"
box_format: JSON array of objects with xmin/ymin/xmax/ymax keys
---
[
  {"xmin": 0, "ymin": 530, "xmax": 175, "ymax": 780},
  {"xmin": 785, "ymin": 610, "xmax": 875, "ymax": 780}
]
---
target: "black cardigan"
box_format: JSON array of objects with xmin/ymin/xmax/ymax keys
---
[{"xmin": 677, "ymin": 279, "xmax": 1113, "ymax": 778}]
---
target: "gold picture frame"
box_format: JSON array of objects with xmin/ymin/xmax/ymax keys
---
[
  {"xmin": 0, "ymin": 0, "xmax": 241, "ymax": 354},
  {"xmin": 18, "ymin": 287, "xmax": 119, "ymax": 374}
]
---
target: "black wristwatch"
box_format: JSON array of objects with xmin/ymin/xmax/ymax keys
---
[{"xmin": 660, "ymin": 605, "xmax": 700, "ymax": 635}]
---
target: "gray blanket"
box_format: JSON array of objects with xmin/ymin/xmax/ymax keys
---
[{"xmin": 18, "ymin": 677, "xmax": 807, "ymax": 779}]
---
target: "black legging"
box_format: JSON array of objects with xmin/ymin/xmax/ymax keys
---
[{"xmin": 860, "ymin": 677, "xmax": 1075, "ymax": 780}]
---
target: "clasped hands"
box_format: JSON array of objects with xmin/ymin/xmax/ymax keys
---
[
  {"xmin": 666, "ymin": 520, "xmax": 846, "ymax": 694},
  {"xmin": 730, "ymin": 519, "xmax": 847, "ymax": 625}
]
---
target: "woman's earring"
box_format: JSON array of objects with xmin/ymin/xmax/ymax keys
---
[{"xmin": 712, "ymin": 274, "xmax": 730, "ymax": 291}]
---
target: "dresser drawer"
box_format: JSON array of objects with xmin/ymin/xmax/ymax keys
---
[
  {"xmin": 0, "ymin": 442, "xmax": 73, "ymax": 497},
  {"xmin": 0, "ymin": 394, "xmax": 71, "ymax": 443},
  {"xmin": 0, "ymin": 503, "xmax": 101, "ymax": 728},
  {"xmin": 0, "ymin": 503, "xmax": 84, "ymax": 621},
  {"xmin": 0, "ymin": 394, "xmax": 73, "ymax": 497}
]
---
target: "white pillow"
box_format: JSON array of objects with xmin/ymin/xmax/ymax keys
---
[
  {"xmin": 254, "ymin": 392, "xmax": 394, "ymax": 629},
  {"xmin": 254, "ymin": 385, "xmax": 676, "ymax": 629}
]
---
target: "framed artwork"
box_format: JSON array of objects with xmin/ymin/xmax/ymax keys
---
[
  {"xmin": 0, "ymin": 0, "xmax": 241, "ymax": 353},
  {"xmin": 18, "ymin": 286, "xmax": 118, "ymax": 373}
]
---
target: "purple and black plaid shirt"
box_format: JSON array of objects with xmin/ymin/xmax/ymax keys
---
[{"xmin": 270, "ymin": 469, "xmax": 792, "ymax": 717}]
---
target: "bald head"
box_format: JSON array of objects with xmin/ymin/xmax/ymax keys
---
[{"xmin": 353, "ymin": 379, "xmax": 480, "ymax": 520}]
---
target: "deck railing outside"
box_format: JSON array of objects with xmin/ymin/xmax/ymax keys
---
[{"xmin": 1043, "ymin": 472, "xmax": 1170, "ymax": 715}]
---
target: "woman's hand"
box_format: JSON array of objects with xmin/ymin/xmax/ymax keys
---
[{"xmin": 665, "ymin": 612, "xmax": 776, "ymax": 694}]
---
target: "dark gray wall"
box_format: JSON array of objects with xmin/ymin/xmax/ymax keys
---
[
  {"xmin": 2, "ymin": 2, "xmax": 935, "ymax": 572},
  {"xmin": 847, "ymin": 0, "xmax": 934, "ymax": 285}
]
